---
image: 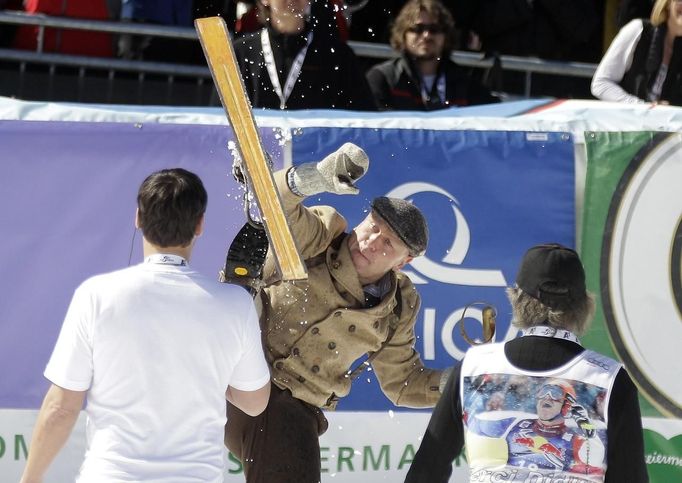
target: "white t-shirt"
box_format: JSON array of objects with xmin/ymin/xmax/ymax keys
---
[{"xmin": 45, "ymin": 257, "xmax": 271, "ymax": 482}]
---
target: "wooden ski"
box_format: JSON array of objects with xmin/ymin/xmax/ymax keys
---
[{"xmin": 195, "ymin": 16, "xmax": 307, "ymax": 281}]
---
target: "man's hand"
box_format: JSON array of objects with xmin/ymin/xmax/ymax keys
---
[{"xmin": 290, "ymin": 143, "xmax": 369, "ymax": 196}]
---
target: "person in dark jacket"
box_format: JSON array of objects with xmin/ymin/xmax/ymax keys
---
[
  {"xmin": 461, "ymin": 0, "xmax": 601, "ymax": 98},
  {"xmin": 592, "ymin": 0, "xmax": 682, "ymax": 105},
  {"xmin": 365, "ymin": 0, "xmax": 497, "ymax": 111},
  {"xmin": 405, "ymin": 243, "xmax": 648, "ymax": 483},
  {"xmin": 232, "ymin": 0, "xmax": 375, "ymax": 110}
]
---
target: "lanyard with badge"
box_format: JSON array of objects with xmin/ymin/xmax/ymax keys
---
[
  {"xmin": 261, "ymin": 28, "xmax": 314, "ymax": 109},
  {"xmin": 420, "ymin": 73, "xmax": 446, "ymax": 107},
  {"xmin": 145, "ymin": 254, "xmax": 187, "ymax": 266}
]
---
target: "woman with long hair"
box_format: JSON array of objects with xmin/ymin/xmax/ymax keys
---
[{"xmin": 592, "ymin": 0, "xmax": 682, "ymax": 105}]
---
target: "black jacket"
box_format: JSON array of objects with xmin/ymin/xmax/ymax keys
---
[
  {"xmin": 620, "ymin": 21, "xmax": 682, "ymax": 106},
  {"xmin": 365, "ymin": 53, "xmax": 497, "ymax": 111},
  {"xmin": 468, "ymin": 0, "xmax": 600, "ymax": 62},
  {"xmin": 232, "ymin": 24, "xmax": 375, "ymax": 110},
  {"xmin": 405, "ymin": 336, "xmax": 649, "ymax": 483}
]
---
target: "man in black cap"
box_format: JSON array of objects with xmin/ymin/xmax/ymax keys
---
[
  {"xmin": 225, "ymin": 143, "xmax": 448, "ymax": 483},
  {"xmin": 405, "ymin": 243, "xmax": 649, "ymax": 483}
]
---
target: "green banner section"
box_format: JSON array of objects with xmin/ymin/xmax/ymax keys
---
[
  {"xmin": 644, "ymin": 429, "xmax": 682, "ymax": 482},
  {"xmin": 582, "ymin": 131, "xmax": 682, "ymax": 483},
  {"xmin": 581, "ymin": 131, "xmax": 654, "ymax": 377}
]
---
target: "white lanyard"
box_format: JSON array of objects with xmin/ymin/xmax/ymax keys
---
[
  {"xmin": 261, "ymin": 28, "xmax": 313, "ymax": 109},
  {"xmin": 420, "ymin": 74, "xmax": 446, "ymax": 106},
  {"xmin": 145, "ymin": 254, "xmax": 187, "ymax": 266},
  {"xmin": 521, "ymin": 326, "xmax": 580, "ymax": 345}
]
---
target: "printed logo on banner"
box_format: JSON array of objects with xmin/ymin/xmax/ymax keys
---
[
  {"xmin": 594, "ymin": 132, "xmax": 682, "ymax": 418},
  {"xmin": 386, "ymin": 182, "xmax": 507, "ymax": 287}
]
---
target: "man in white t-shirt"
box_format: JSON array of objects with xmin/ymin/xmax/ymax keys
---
[{"xmin": 20, "ymin": 168, "xmax": 271, "ymax": 483}]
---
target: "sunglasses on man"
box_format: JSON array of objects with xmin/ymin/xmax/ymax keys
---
[{"xmin": 407, "ymin": 23, "xmax": 444, "ymax": 35}]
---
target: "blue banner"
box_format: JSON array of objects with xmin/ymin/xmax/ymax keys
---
[
  {"xmin": 1, "ymin": 120, "xmax": 574, "ymax": 413},
  {"xmin": 0, "ymin": 120, "xmax": 283, "ymax": 408},
  {"xmin": 292, "ymin": 128, "xmax": 576, "ymax": 410}
]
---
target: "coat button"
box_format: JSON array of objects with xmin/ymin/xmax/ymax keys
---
[
  {"xmin": 348, "ymin": 325, "xmax": 356, "ymax": 333},
  {"xmin": 292, "ymin": 347, "xmax": 300, "ymax": 356},
  {"xmin": 328, "ymin": 342, "xmax": 336, "ymax": 350},
  {"xmin": 332, "ymin": 262, "xmax": 340, "ymax": 269},
  {"xmin": 373, "ymin": 321, "xmax": 380, "ymax": 329},
  {"xmin": 275, "ymin": 361, "xmax": 284, "ymax": 370},
  {"xmin": 312, "ymin": 365, "xmax": 320, "ymax": 373},
  {"xmin": 298, "ymin": 376, "xmax": 306, "ymax": 383},
  {"xmin": 311, "ymin": 327, "xmax": 320, "ymax": 334}
]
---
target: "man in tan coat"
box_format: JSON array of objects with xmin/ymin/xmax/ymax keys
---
[{"xmin": 226, "ymin": 143, "xmax": 448, "ymax": 483}]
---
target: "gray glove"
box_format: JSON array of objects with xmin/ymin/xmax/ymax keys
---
[{"xmin": 290, "ymin": 143, "xmax": 369, "ymax": 196}]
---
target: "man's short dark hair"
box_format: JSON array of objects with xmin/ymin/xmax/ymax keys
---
[{"xmin": 137, "ymin": 168, "xmax": 207, "ymax": 248}]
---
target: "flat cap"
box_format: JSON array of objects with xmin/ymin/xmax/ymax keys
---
[{"xmin": 372, "ymin": 197, "xmax": 428, "ymax": 257}]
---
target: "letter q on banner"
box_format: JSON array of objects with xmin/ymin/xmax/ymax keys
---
[{"xmin": 385, "ymin": 182, "xmax": 507, "ymax": 287}]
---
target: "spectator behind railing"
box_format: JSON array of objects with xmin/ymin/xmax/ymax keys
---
[
  {"xmin": 365, "ymin": 0, "xmax": 497, "ymax": 111},
  {"xmin": 118, "ymin": 0, "xmax": 199, "ymax": 64},
  {"xmin": 231, "ymin": 0, "xmax": 375, "ymax": 110},
  {"xmin": 11, "ymin": 0, "xmax": 115, "ymax": 57},
  {"xmin": 0, "ymin": 0, "xmax": 22, "ymax": 47},
  {"xmin": 233, "ymin": 0, "xmax": 349, "ymax": 41},
  {"xmin": 591, "ymin": 0, "xmax": 682, "ymax": 105},
  {"xmin": 465, "ymin": 0, "xmax": 602, "ymax": 99}
]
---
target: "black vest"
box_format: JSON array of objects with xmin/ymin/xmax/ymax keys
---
[{"xmin": 619, "ymin": 21, "xmax": 682, "ymax": 105}]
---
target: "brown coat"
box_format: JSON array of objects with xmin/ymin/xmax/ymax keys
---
[{"xmin": 256, "ymin": 170, "xmax": 442, "ymax": 410}]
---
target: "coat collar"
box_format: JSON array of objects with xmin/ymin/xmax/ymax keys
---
[
  {"xmin": 398, "ymin": 52, "xmax": 448, "ymax": 82},
  {"xmin": 327, "ymin": 236, "xmax": 400, "ymax": 315}
]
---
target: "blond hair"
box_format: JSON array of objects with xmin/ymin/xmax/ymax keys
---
[
  {"xmin": 506, "ymin": 286, "xmax": 596, "ymax": 336},
  {"xmin": 651, "ymin": 0, "xmax": 673, "ymax": 26}
]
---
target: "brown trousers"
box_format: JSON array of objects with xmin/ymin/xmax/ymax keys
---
[{"xmin": 225, "ymin": 383, "xmax": 328, "ymax": 483}]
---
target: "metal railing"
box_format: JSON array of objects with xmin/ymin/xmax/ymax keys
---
[{"xmin": 0, "ymin": 10, "xmax": 598, "ymax": 104}]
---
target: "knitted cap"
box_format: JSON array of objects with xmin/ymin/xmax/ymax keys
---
[
  {"xmin": 516, "ymin": 243, "xmax": 586, "ymax": 310},
  {"xmin": 371, "ymin": 197, "xmax": 428, "ymax": 256}
]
